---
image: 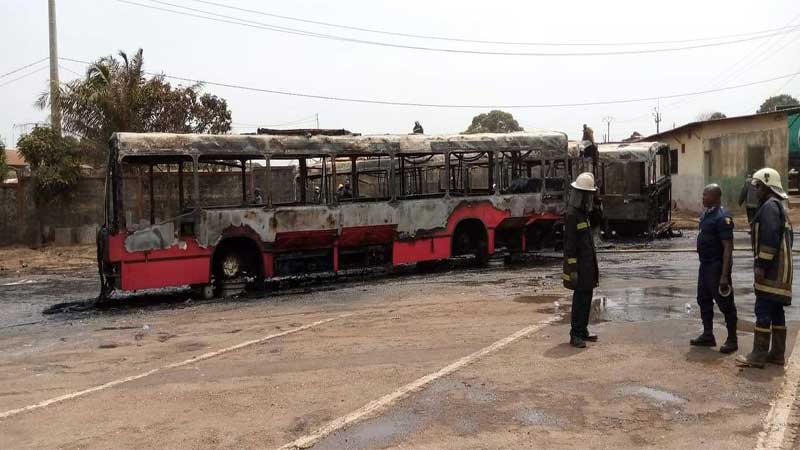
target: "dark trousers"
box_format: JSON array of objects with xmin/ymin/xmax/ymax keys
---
[
  {"xmin": 755, "ymin": 296, "xmax": 785, "ymax": 328},
  {"xmin": 570, "ymin": 289, "xmax": 593, "ymax": 338},
  {"xmin": 697, "ymin": 261, "xmax": 737, "ymax": 334}
]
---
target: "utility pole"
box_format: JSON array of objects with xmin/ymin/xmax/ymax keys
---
[
  {"xmin": 48, "ymin": 0, "xmax": 62, "ymax": 137},
  {"xmin": 602, "ymin": 116, "xmax": 614, "ymax": 143},
  {"xmin": 652, "ymin": 104, "xmax": 662, "ymax": 134},
  {"xmin": 315, "ymin": 113, "xmax": 319, "ymax": 129}
]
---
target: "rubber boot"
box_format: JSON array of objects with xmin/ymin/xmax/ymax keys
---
[
  {"xmin": 767, "ymin": 326, "xmax": 787, "ymax": 366},
  {"xmin": 720, "ymin": 323, "xmax": 738, "ymax": 354},
  {"xmin": 570, "ymin": 335, "xmax": 586, "ymax": 348},
  {"xmin": 736, "ymin": 327, "xmax": 771, "ymax": 368},
  {"xmin": 690, "ymin": 332, "xmax": 716, "ymax": 347}
]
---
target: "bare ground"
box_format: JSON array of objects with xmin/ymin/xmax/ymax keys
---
[{"xmin": 0, "ymin": 240, "xmax": 799, "ymax": 449}]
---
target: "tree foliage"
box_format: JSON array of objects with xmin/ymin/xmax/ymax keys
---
[
  {"xmin": 757, "ymin": 94, "xmax": 799, "ymax": 114},
  {"xmin": 696, "ymin": 111, "xmax": 727, "ymax": 121},
  {"xmin": 464, "ymin": 110, "xmax": 523, "ymax": 134},
  {"xmin": 37, "ymin": 49, "xmax": 232, "ymax": 166},
  {"xmin": 0, "ymin": 137, "xmax": 7, "ymax": 182},
  {"xmin": 16, "ymin": 127, "xmax": 81, "ymax": 203}
]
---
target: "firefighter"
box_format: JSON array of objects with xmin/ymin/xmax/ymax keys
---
[
  {"xmin": 738, "ymin": 172, "xmax": 759, "ymax": 224},
  {"xmin": 690, "ymin": 184, "xmax": 738, "ymax": 353},
  {"xmin": 737, "ymin": 168, "xmax": 794, "ymax": 368},
  {"xmin": 563, "ymin": 172, "xmax": 599, "ymax": 348}
]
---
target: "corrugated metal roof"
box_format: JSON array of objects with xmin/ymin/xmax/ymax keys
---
[
  {"xmin": 4, "ymin": 149, "xmax": 27, "ymax": 167},
  {"xmin": 643, "ymin": 106, "xmax": 800, "ymax": 141}
]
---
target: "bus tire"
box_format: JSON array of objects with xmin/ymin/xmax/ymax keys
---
[{"xmin": 452, "ymin": 219, "xmax": 489, "ymax": 268}]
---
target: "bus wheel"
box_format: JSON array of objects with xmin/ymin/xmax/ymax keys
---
[
  {"xmin": 452, "ymin": 219, "xmax": 489, "ymax": 268},
  {"xmin": 200, "ymin": 284, "xmax": 215, "ymax": 300},
  {"xmin": 221, "ymin": 254, "xmax": 241, "ymax": 278}
]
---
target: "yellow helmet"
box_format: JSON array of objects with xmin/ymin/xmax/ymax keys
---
[
  {"xmin": 751, "ymin": 167, "xmax": 788, "ymax": 199},
  {"xmin": 571, "ymin": 172, "xmax": 596, "ymax": 192}
]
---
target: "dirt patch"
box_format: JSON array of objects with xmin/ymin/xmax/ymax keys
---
[{"xmin": 0, "ymin": 245, "xmax": 96, "ymax": 275}]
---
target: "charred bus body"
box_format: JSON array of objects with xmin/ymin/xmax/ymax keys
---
[
  {"xmin": 97, "ymin": 131, "xmax": 572, "ymax": 299},
  {"xmin": 593, "ymin": 142, "xmax": 673, "ymax": 238}
]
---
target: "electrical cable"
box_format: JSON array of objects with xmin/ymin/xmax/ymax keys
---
[
  {"xmin": 185, "ymin": 0, "xmax": 800, "ymax": 48},
  {"xmin": 0, "ymin": 66, "xmax": 49, "ymax": 88},
  {"xmin": 120, "ymin": 0, "xmax": 800, "ymax": 57},
  {"xmin": 59, "ymin": 57, "xmax": 800, "ymax": 109},
  {"xmin": 0, "ymin": 57, "xmax": 49, "ymax": 79}
]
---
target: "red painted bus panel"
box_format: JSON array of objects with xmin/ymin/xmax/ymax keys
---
[
  {"xmin": 338, "ymin": 225, "xmax": 396, "ymax": 248},
  {"xmin": 273, "ymin": 229, "xmax": 337, "ymax": 251},
  {"xmin": 121, "ymin": 256, "xmax": 210, "ymax": 291},
  {"xmin": 392, "ymin": 236, "xmax": 450, "ymax": 265}
]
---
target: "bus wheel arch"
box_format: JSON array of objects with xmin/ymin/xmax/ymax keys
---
[
  {"xmin": 451, "ymin": 218, "xmax": 489, "ymax": 266},
  {"xmin": 210, "ymin": 236, "xmax": 265, "ymax": 283}
]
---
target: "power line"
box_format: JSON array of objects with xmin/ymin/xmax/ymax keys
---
[
  {"xmin": 0, "ymin": 66, "xmax": 49, "ymax": 88},
  {"xmin": 0, "ymin": 57, "xmax": 49, "ymax": 79},
  {"xmin": 59, "ymin": 57, "xmax": 800, "ymax": 109},
  {"xmin": 185, "ymin": 0, "xmax": 800, "ymax": 48},
  {"xmin": 119, "ymin": 0, "xmax": 800, "ymax": 57},
  {"xmin": 58, "ymin": 64, "xmax": 82, "ymax": 77}
]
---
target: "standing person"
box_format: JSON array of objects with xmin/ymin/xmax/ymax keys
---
[
  {"xmin": 738, "ymin": 172, "xmax": 759, "ymax": 224},
  {"xmin": 737, "ymin": 168, "xmax": 793, "ymax": 368},
  {"xmin": 413, "ymin": 121, "xmax": 424, "ymax": 134},
  {"xmin": 690, "ymin": 184, "xmax": 738, "ymax": 353},
  {"xmin": 563, "ymin": 172, "xmax": 599, "ymax": 348}
]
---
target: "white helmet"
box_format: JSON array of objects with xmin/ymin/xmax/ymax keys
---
[
  {"xmin": 571, "ymin": 172, "xmax": 596, "ymax": 192},
  {"xmin": 751, "ymin": 167, "xmax": 788, "ymax": 199}
]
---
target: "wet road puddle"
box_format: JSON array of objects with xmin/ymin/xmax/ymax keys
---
[
  {"xmin": 513, "ymin": 295, "xmax": 561, "ymax": 304},
  {"xmin": 617, "ymin": 385, "xmax": 687, "ymax": 406}
]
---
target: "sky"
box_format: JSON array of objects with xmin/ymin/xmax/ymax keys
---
[{"xmin": 1, "ymin": 0, "xmax": 799, "ymax": 146}]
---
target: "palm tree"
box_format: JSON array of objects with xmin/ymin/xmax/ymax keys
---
[{"xmin": 37, "ymin": 49, "xmax": 231, "ymax": 166}]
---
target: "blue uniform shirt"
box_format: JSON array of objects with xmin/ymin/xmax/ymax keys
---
[{"xmin": 697, "ymin": 206, "xmax": 734, "ymax": 263}]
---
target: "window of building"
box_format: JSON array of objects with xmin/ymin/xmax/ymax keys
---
[{"xmin": 670, "ymin": 149, "xmax": 679, "ymax": 174}]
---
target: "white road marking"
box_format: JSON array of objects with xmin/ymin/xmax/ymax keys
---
[
  {"xmin": 275, "ymin": 315, "xmax": 560, "ymax": 450},
  {"xmin": 0, "ymin": 315, "xmax": 346, "ymax": 420},
  {"xmin": 756, "ymin": 329, "xmax": 800, "ymax": 450}
]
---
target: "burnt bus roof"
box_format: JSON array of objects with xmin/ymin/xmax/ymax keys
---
[
  {"xmin": 597, "ymin": 141, "xmax": 669, "ymax": 162},
  {"xmin": 111, "ymin": 131, "xmax": 568, "ymax": 160}
]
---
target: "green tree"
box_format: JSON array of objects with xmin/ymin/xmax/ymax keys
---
[
  {"xmin": 696, "ymin": 111, "xmax": 727, "ymax": 121},
  {"xmin": 757, "ymin": 94, "xmax": 799, "ymax": 113},
  {"xmin": 17, "ymin": 127, "xmax": 81, "ymax": 203},
  {"xmin": 37, "ymin": 49, "xmax": 232, "ymax": 166},
  {"xmin": 464, "ymin": 110, "xmax": 523, "ymax": 134},
  {"xmin": 0, "ymin": 137, "xmax": 7, "ymax": 182}
]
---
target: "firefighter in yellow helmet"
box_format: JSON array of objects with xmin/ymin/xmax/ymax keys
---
[
  {"xmin": 563, "ymin": 172, "xmax": 600, "ymax": 348},
  {"xmin": 737, "ymin": 168, "xmax": 794, "ymax": 368}
]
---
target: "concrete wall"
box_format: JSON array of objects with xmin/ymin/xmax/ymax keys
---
[
  {"xmin": 658, "ymin": 114, "xmax": 789, "ymax": 212},
  {"xmin": 0, "ymin": 166, "xmax": 297, "ymax": 246}
]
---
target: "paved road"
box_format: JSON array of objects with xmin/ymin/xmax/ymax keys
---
[{"xmin": 1, "ymin": 235, "xmax": 799, "ymax": 449}]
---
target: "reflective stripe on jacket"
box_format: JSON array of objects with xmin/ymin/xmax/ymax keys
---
[{"xmin": 751, "ymin": 197, "xmax": 793, "ymax": 304}]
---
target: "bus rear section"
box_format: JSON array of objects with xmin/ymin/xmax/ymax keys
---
[{"xmin": 97, "ymin": 131, "xmax": 571, "ymax": 299}]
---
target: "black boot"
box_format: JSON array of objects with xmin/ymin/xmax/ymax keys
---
[
  {"xmin": 690, "ymin": 332, "xmax": 716, "ymax": 347},
  {"xmin": 736, "ymin": 327, "xmax": 771, "ymax": 368},
  {"xmin": 720, "ymin": 323, "xmax": 738, "ymax": 354},
  {"xmin": 570, "ymin": 335, "xmax": 586, "ymax": 348},
  {"xmin": 767, "ymin": 326, "xmax": 787, "ymax": 366}
]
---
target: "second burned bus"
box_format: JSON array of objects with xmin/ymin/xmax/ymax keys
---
[{"xmin": 97, "ymin": 131, "xmax": 573, "ymax": 298}]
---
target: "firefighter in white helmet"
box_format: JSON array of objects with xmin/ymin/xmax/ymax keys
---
[
  {"xmin": 563, "ymin": 172, "xmax": 600, "ymax": 348},
  {"xmin": 737, "ymin": 167, "xmax": 794, "ymax": 368}
]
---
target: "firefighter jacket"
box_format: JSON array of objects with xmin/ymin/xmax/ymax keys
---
[
  {"xmin": 751, "ymin": 197, "xmax": 793, "ymax": 304},
  {"xmin": 563, "ymin": 206, "xmax": 599, "ymax": 291}
]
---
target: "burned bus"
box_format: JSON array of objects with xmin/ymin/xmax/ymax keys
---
[
  {"xmin": 594, "ymin": 142, "xmax": 673, "ymax": 237},
  {"xmin": 96, "ymin": 131, "xmax": 572, "ymax": 298}
]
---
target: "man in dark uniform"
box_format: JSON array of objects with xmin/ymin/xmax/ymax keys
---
[
  {"xmin": 738, "ymin": 172, "xmax": 759, "ymax": 224},
  {"xmin": 413, "ymin": 121, "xmax": 424, "ymax": 134},
  {"xmin": 737, "ymin": 168, "xmax": 794, "ymax": 368},
  {"xmin": 563, "ymin": 172, "xmax": 599, "ymax": 348},
  {"xmin": 690, "ymin": 184, "xmax": 738, "ymax": 353}
]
